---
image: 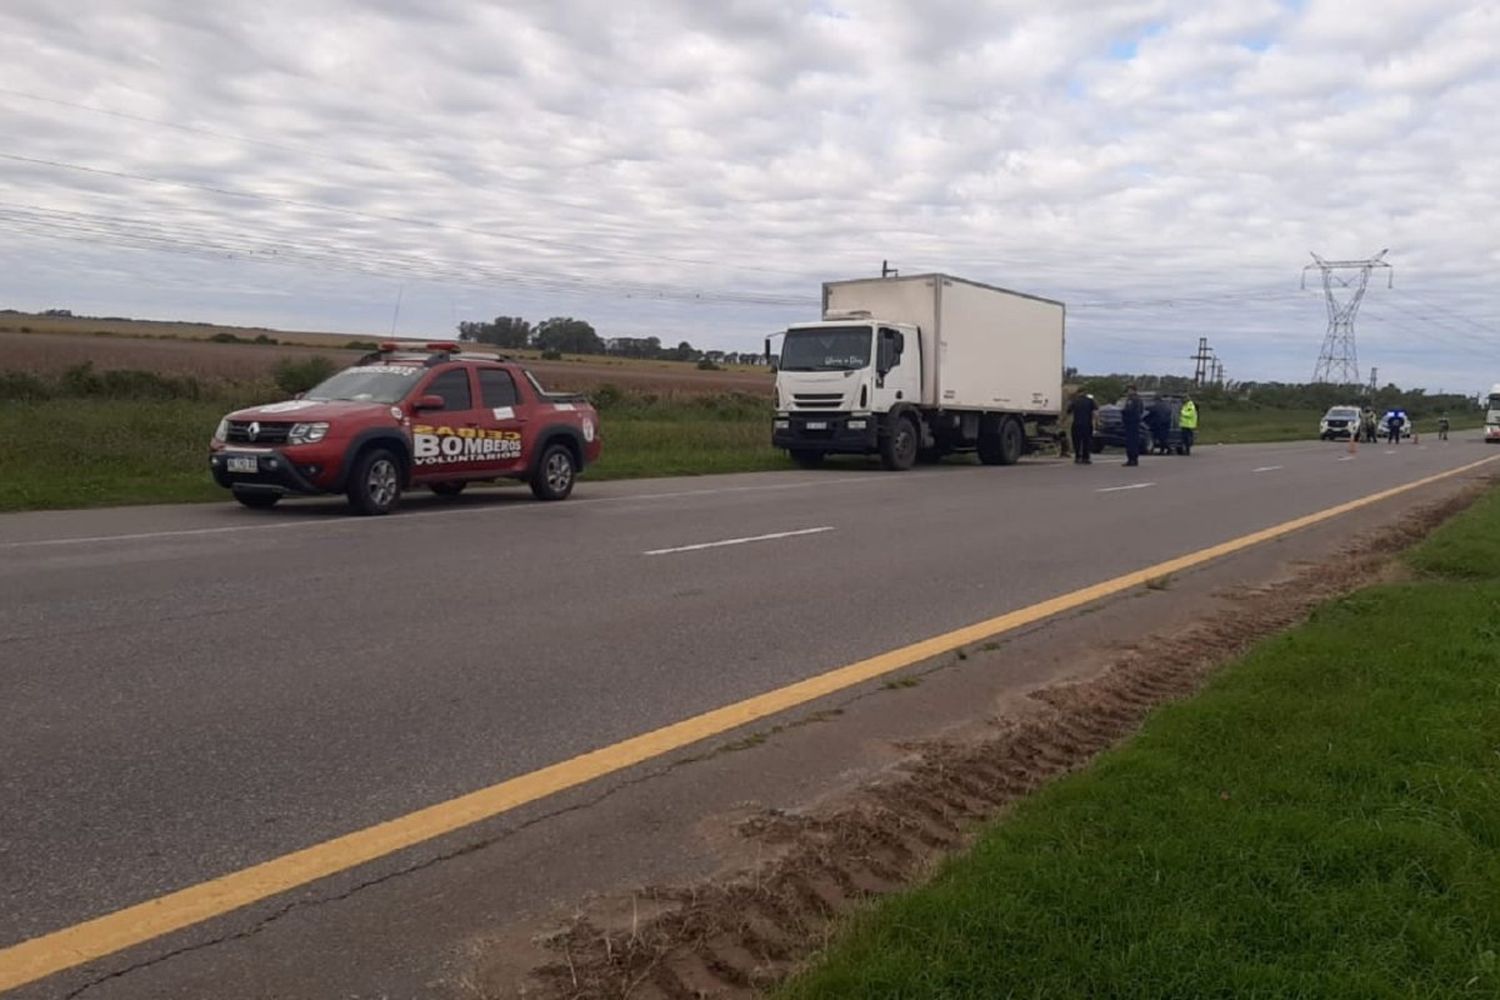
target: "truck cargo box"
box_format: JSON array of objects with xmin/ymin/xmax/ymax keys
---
[{"xmin": 822, "ymin": 274, "xmax": 1064, "ymax": 414}]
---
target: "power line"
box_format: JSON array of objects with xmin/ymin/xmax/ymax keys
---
[
  {"xmin": 0, "ymin": 87, "xmax": 322, "ymax": 159},
  {"xmin": 0, "ymin": 150, "xmax": 813, "ymax": 278},
  {"xmin": 0, "ymin": 201, "xmax": 812, "ymax": 307}
]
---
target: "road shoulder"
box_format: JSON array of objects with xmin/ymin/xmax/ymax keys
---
[{"xmin": 43, "ymin": 468, "xmax": 1495, "ymax": 1000}]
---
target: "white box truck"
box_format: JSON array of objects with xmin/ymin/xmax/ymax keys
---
[{"xmin": 768, "ymin": 273, "xmax": 1064, "ymax": 469}]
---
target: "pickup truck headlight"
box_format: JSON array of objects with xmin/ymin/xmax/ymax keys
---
[
  {"xmin": 288, "ymin": 422, "xmax": 330, "ymax": 445},
  {"xmin": 213, "ymin": 418, "xmax": 229, "ymax": 443}
]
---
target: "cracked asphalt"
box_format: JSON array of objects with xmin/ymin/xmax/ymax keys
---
[{"xmin": 2, "ymin": 437, "xmax": 1495, "ymax": 998}]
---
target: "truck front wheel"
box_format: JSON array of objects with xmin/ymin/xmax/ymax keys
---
[{"xmin": 880, "ymin": 415, "xmax": 919, "ymax": 471}]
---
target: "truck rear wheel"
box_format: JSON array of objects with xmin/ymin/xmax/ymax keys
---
[
  {"xmin": 978, "ymin": 417, "xmax": 1024, "ymax": 466},
  {"xmin": 789, "ymin": 449, "xmax": 825, "ymax": 469},
  {"xmin": 880, "ymin": 415, "xmax": 918, "ymax": 471}
]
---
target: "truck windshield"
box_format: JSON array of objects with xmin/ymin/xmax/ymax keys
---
[
  {"xmin": 779, "ymin": 326, "xmax": 873, "ymax": 372},
  {"xmin": 305, "ymin": 365, "xmax": 424, "ymax": 403}
]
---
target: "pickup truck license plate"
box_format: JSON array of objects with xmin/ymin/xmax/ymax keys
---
[
  {"xmin": 806, "ymin": 421, "xmax": 828, "ymax": 430},
  {"xmin": 228, "ymin": 456, "xmax": 258, "ymax": 474}
]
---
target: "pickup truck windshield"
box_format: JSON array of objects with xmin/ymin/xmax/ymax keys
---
[
  {"xmin": 305, "ymin": 365, "xmax": 424, "ymax": 403},
  {"xmin": 779, "ymin": 326, "xmax": 873, "ymax": 372},
  {"xmin": 1328, "ymin": 408, "xmax": 1358, "ymax": 418}
]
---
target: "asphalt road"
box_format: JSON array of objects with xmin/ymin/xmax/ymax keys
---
[{"xmin": 1, "ymin": 436, "xmax": 1495, "ymax": 991}]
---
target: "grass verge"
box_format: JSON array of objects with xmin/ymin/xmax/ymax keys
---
[
  {"xmin": 781, "ymin": 486, "xmax": 1500, "ymax": 999},
  {"xmin": 0, "ymin": 399, "xmax": 787, "ymax": 512},
  {"xmin": 0, "ymin": 393, "xmax": 1487, "ymax": 512}
]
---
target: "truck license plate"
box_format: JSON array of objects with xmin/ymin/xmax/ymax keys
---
[
  {"xmin": 228, "ymin": 456, "xmax": 258, "ymax": 474},
  {"xmin": 806, "ymin": 421, "xmax": 828, "ymax": 430}
]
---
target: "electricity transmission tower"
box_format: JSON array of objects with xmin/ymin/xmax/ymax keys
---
[
  {"xmin": 1303, "ymin": 250, "xmax": 1393, "ymax": 385},
  {"xmin": 1190, "ymin": 337, "xmax": 1213, "ymax": 387}
]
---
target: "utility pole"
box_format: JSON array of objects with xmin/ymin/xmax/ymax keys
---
[
  {"xmin": 1211, "ymin": 354, "xmax": 1225, "ymax": 388},
  {"xmin": 1190, "ymin": 337, "xmax": 1213, "ymax": 388},
  {"xmin": 1367, "ymin": 367, "xmax": 1378, "ymax": 395},
  {"xmin": 1303, "ymin": 250, "xmax": 1393, "ymax": 385}
]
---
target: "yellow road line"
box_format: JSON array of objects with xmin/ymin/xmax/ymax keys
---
[{"xmin": 2, "ymin": 454, "xmax": 1495, "ymax": 993}]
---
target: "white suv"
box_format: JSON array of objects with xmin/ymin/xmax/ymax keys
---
[{"xmin": 1319, "ymin": 406, "xmax": 1361, "ymax": 440}]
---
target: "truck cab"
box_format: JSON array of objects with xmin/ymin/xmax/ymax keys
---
[{"xmin": 771, "ymin": 318, "xmax": 921, "ymax": 467}]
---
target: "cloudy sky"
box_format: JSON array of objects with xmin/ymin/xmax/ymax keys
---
[{"xmin": 0, "ymin": 0, "xmax": 1496, "ymax": 391}]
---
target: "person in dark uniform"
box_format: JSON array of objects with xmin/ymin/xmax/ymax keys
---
[
  {"xmin": 1122, "ymin": 385, "xmax": 1144, "ymax": 467},
  {"xmin": 1068, "ymin": 390, "xmax": 1097, "ymax": 464},
  {"xmin": 1438, "ymin": 413, "xmax": 1450, "ymax": 441},
  {"xmin": 1148, "ymin": 396, "xmax": 1172, "ymax": 454},
  {"xmin": 1386, "ymin": 410, "xmax": 1403, "ymax": 444}
]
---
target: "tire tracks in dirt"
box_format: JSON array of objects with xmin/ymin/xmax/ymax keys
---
[{"xmin": 509, "ymin": 478, "xmax": 1496, "ymax": 1000}]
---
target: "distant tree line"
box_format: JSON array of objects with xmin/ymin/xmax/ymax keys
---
[
  {"xmin": 1067, "ymin": 370, "xmax": 1478, "ymax": 418},
  {"xmin": 456, "ymin": 315, "xmax": 767, "ymax": 366}
]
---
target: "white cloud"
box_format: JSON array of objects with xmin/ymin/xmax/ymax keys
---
[{"xmin": 0, "ymin": 0, "xmax": 1495, "ymax": 390}]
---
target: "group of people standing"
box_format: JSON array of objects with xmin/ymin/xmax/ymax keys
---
[
  {"xmin": 1064, "ymin": 385, "xmax": 1197, "ymax": 467},
  {"xmin": 1354, "ymin": 407, "xmax": 1450, "ymax": 444}
]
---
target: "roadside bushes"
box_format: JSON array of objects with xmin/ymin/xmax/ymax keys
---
[
  {"xmin": 583, "ymin": 382, "xmax": 768, "ymax": 420},
  {"xmin": 0, "ymin": 363, "xmax": 209, "ymax": 402},
  {"xmin": 208, "ymin": 332, "xmax": 280, "ymax": 345},
  {"xmin": 0, "ymin": 364, "xmax": 276, "ymax": 406},
  {"xmin": 271, "ymin": 355, "xmax": 337, "ymax": 395}
]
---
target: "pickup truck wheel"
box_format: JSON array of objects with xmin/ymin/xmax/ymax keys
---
[
  {"xmin": 347, "ymin": 448, "xmax": 402, "ymax": 516},
  {"xmin": 530, "ymin": 443, "xmax": 576, "ymax": 501},
  {"xmin": 880, "ymin": 415, "xmax": 918, "ymax": 471},
  {"xmin": 429, "ymin": 482, "xmax": 466, "ymax": 497},
  {"xmin": 789, "ymin": 449, "xmax": 825, "ymax": 469},
  {"xmin": 233, "ymin": 489, "xmax": 279, "ymax": 509}
]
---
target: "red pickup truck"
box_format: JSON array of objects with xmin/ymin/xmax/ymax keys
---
[{"xmin": 209, "ymin": 342, "xmax": 602, "ymax": 514}]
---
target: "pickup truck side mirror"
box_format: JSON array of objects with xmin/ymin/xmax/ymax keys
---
[{"xmin": 413, "ymin": 394, "xmax": 446, "ymax": 412}]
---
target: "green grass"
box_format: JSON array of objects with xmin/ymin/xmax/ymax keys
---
[
  {"xmin": 1201, "ymin": 408, "xmax": 1485, "ymax": 445},
  {"xmin": 0, "ymin": 396, "xmax": 1487, "ymax": 512},
  {"xmin": 0, "ymin": 399, "xmax": 785, "ymax": 512},
  {"xmin": 0, "ymin": 399, "xmax": 230, "ymax": 510},
  {"xmin": 781, "ymin": 488, "xmax": 1500, "ymax": 1000}
]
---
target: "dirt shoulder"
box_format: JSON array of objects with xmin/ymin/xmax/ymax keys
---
[{"xmin": 503, "ymin": 475, "xmax": 1498, "ymax": 1000}]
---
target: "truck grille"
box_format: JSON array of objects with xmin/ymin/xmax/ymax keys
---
[
  {"xmin": 227, "ymin": 420, "xmax": 293, "ymax": 444},
  {"xmin": 792, "ymin": 393, "xmax": 844, "ymax": 410}
]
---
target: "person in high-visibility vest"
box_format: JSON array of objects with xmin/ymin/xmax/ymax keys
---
[{"xmin": 1179, "ymin": 396, "xmax": 1198, "ymax": 455}]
